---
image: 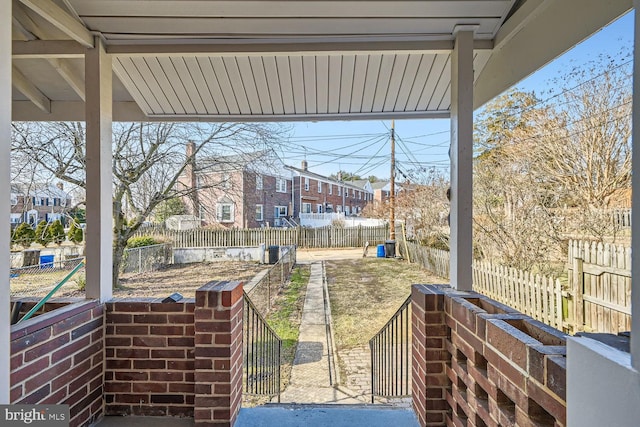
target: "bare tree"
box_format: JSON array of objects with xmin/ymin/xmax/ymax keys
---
[
  {"xmin": 473, "ymin": 55, "xmax": 632, "ymax": 271},
  {"xmin": 12, "ymin": 121, "xmax": 285, "ymax": 287}
]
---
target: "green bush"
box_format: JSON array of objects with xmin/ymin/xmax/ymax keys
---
[
  {"xmin": 48, "ymin": 219, "xmax": 66, "ymax": 245},
  {"xmin": 35, "ymin": 220, "xmax": 52, "ymax": 246},
  {"xmin": 67, "ymin": 221, "xmax": 84, "ymax": 244},
  {"xmin": 126, "ymin": 236, "xmax": 160, "ymax": 248},
  {"xmin": 13, "ymin": 222, "xmax": 35, "ymax": 248}
]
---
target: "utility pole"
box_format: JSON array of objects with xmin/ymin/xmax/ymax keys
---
[{"xmin": 390, "ymin": 120, "xmax": 396, "ymax": 241}]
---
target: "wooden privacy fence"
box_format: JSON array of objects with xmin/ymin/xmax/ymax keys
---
[
  {"xmin": 134, "ymin": 225, "xmax": 389, "ymax": 249},
  {"xmin": 567, "ymin": 240, "xmax": 631, "ymax": 334},
  {"xmin": 401, "ymin": 241, "xmax": 564, "ymax": 331},
  {"xmin": 401, "ymin": 241, "xmax": 450, "ymax": 279}
]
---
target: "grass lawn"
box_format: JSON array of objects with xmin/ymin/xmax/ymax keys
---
[
  {"xmin": 326, "ymin": 258, "xmax": 446, "ymax": 349},
  {"xmin": 268, "ymin": 266, "xmax": 310, "ymax": 386}
]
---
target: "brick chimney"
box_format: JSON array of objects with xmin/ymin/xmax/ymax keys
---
[
  {"xmin": 185, "ymin": 141, "xmax": 200, "ymax": 217},
  {"xmin": 301, "ymin": 160, "xmax": 308, "ymax": 171}
]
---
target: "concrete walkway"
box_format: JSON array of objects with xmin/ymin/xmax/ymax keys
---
[{"xmin": 278, "ymin": 262, "xmax": 362, "ymax": 404}]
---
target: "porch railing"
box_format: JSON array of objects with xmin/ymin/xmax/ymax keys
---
[
  {"xmin": 369, "ymin": 295, "xmax": 412, "ymax": 403},
  {"xmin": 243, "ymin": 292, "xmax": 282, "ymax": 401}
]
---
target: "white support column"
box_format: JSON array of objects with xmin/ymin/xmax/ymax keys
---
[
  {"xmin": 631, "ymin": 1, "xmax": 640, "ymax": 371},
  {"xmin": 0, "ymin": 0, "xmax": 11, "ymax": 404},
  {"xmin": 85, "ymin": 36, "xmax": 113, "ymax": 301},
  {"xmin": 449, "ymin": 28, "xmax": 475, "ymax": 291}
]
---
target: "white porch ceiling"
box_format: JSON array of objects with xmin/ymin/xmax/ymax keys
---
[{"xmin": 10, "ymin": 0, "xmax": 633, "ymax": 122}]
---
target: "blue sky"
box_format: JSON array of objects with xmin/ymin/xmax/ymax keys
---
[{"xmin": 277, "ymin": 10, "xmax": 634, "ymax": 181}]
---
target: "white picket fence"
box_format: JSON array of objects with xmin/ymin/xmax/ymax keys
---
[{"xmin": 401, "ymin": 241, "xmax": 564, "ymax": 330}]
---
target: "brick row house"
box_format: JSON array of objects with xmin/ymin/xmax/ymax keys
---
[
  {"xmin": 178, "ymin": 144, "xmax": 293, "ymax": 228},
  {"xmin": 178, "ymin": 143, "xmax": 374, "ymax": 228},
  {"xmin": 10, "ymin": 182, "xmax": 72, "ymax": 227},
  {"xmin": 286, "ymin": 161, "xmax": 373, "ymax": 217}
]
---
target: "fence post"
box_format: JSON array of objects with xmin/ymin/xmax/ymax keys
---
[{"xmin": 572, "ymin": 257, "xmax": 584, "ymax": 332}]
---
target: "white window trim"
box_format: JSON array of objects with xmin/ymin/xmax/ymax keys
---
[
  {"xmin": 256, "ymin": 204, "xmax": 264, "ymax": 221},
  {"xmin": 338, "ymin": 186, "xmax": 342, "ymax": 196},
  {"xmin": 304, "ymin": 177, "xmax": 309, "ymax": 191},
  {"xmin": 318, "ymin": 181, "xmax": 322, "ymax": 193},
  {"xmin": 302, "ymin": 203, "xmax": 312, "ymax": 214},
  {"xmin": 329, "ymin": 184, "xmax": 332, "ymax": 195},
  {"xmin": 216, "ymin": 203, "xmax": 234, "ymax": 223},
  {"xmin": 256, "ymin": 175, "xmax": 263, "ymax": 190},
  {"xmin": 274, "ymin": 205, "xmax": 287, "ymax": 217},
  {"xmin": 276, "ymin": 178, "xmax": 287, "ymax": 193}
]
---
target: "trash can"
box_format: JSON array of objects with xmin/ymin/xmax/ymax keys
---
[
  {"xmin": 376, "ymin": 244, "xmax": 385, "ymax": 258},
  {"xmin": 384, "ymin": 240, "xmax": 396, "ymax": 258},
  {"xmin": 268, "ymin": 246, "xmax": 279, "ymax": 264},
  {"xmin": 40, "ymin": 254, "xmax": 54, "ymax": 269}
]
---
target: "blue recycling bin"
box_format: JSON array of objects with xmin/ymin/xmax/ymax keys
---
[
  {"xmin": 40, "ymin": 255, "xmax": 54, "ymax": 269},
  {"xmin": 376, "ymin": 244, "xmax": 385, "ymax": 258}
]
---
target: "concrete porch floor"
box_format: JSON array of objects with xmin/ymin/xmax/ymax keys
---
[
  {"xmin": 94, "ymin": 404, "xmax": 419, "ymax": 427},
  {"xmin": 236, "ymin": 404, "xmax": 420, "ymax": 426}
]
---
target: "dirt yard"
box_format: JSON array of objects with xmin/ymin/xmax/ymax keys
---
[{"xmin": 115, "ymin": 261, "xmax": 267, "ymax": 298}]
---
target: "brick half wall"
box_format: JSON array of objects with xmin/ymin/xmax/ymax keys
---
[
  {"xmin": 105, "ymin": 298, "xmax": 196, "ymax": 417},
  {"xmin": 412, "ymin": 285, "xmax": 567, "ymax": 427},
  {"xmin": 11, "ymin": 300, "xmax": 104, "ymax": 427}
]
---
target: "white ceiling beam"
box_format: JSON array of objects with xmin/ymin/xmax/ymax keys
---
[
  {"xmin": 12, "ymin": 66, "xmax": 51, "ymax": 113},
  {"xmin": 12, "ymin": 40, "xmax": 85, "ymax": 58},
  {"xmin": 474, "ymin": 0, "xmax": 633, "ymax": 108},
  {"xmin": 12, "ymin": 101, "xmax": 146, "ymax": 122},
  {"xmin": 11, "ymin": 100, "xmax": 450, "ymax": 122},
  {"xmin": 18, "ymin": 0, "xmax": 94, "ymax": 47},
  {"xmin": 107, "ymin": 39, "xmax": 493, "ymax": 56},
  {"xmin": 48, "ymin": 58, "xmax": 85, "ymax": 100}
]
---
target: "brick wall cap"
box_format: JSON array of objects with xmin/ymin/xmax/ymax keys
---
[
  {"xmin": 197, "ymin": 280, "xmax": 243, "ymax": 293},
  {"xmin": 411, "ymin": 284, "xmax": 449, "ymax": 295},
  {"xmin": 11, "ymin": 300, "xmax": 99, "ymax": 340}
]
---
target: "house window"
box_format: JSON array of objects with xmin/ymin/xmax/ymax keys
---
[
  {"xmin": 199, "ymin": 204, "xmax": 206, "ymax": 220},
  {"xmin": 345, "ymin": 206, "xmax": 350, "ymax": 215},
  {"xmin": 329, "ymin": 184, "xmax": 332, "ymax": 195},
  {"xmin": 317, "ymin": 204, "xmax": 323, "ymax": 214},
  {"xmin": 33, "ymin": 197, "xmax": 41, "ymax": 206},
  {"xmin": 10, "ymin": 194, "xmax": 17, "ymax": 206},
  {"xmin": 276, "ymin": 178, "xmax": 287, "ymax": 193},
  {"xmin": 358, "ymin": 191, "xmax": 362, "ymax": 200},
  {"xmin": 336, "ymin": 205, "xmax": 342, "ymax": 213},
  {"xmin": 274, "ymin": 206, "xmax": 287, "ymax": 217},
  {"xmin": 256, "ymin": 175, "xmax": 263, "ymax": 190},
  {"xmin": 338, "ymin": 186, "xmax": 341, "ymax": 196},
  {"xmin": 304, "ymin": 177, "xmax": 309, "ymax": 191},
  {"xmin": 318, "ymin": 182, "xmax": 322, "ymax": 193},
  {"xmin": 10, "ymin": 214, "xmax": 21, "ymax": 224},
  {"xmin": 216, "ymin": 203, "xmax": 234, "ymax": 223},
  {"xmin": 256, "ymin": 204, "xmax": 264, "ymax": 221},
  {"xmin": 47, "ymin": 198, "xmax": 53, "ymax": 206},
  {"xmin": 302, "ymin": 203, "xmax": 312, "ymax": 213}
]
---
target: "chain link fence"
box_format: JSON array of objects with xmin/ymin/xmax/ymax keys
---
[
  {"xmin": 10, "ymin": 257, "xmax": 85, "ymax": 298},
  {"xmin": 121, "ymin": 244, "xmax": 172, "ymax": 275},
  {"xmin": 245, "ymin": 245, "xmax": 297, "ymax": 315}
]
